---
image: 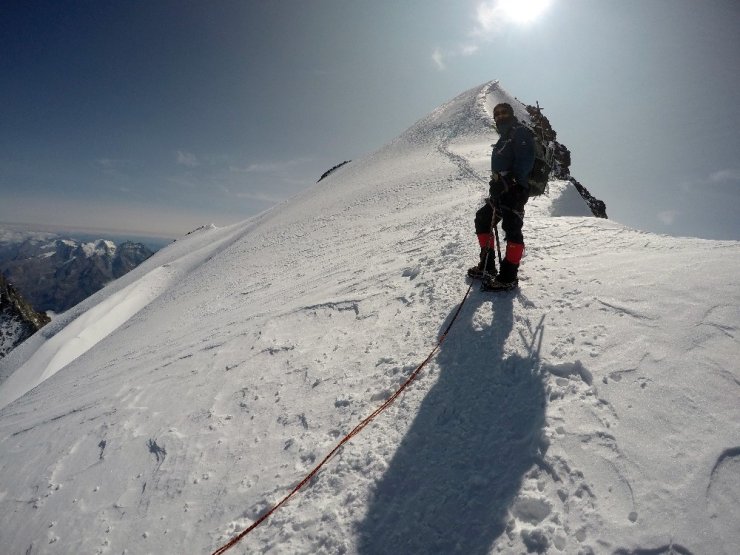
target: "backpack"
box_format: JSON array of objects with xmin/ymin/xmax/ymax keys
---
[
  {"xmin": 504, "ymin": 122, "xmax": 554, "ymax": 197},
  {"xmin": 527, "ymin": 132, "xmax": 554, "ymax": 196}
]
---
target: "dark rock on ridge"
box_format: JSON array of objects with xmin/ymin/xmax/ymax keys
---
[
  {"xmin": 526, "ymin": 104, "xmax": 608, "ymax": 219},
  {"xmin": 0, "ymin": 273, "xmax": 50, "ymax": 359}
]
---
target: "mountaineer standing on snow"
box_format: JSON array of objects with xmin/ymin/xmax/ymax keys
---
[{"xmin": 468, "ymin": 102, "xmax": 535, "ymax": 292}]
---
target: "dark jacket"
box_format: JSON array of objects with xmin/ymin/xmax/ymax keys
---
[{"xmin": 491, "ymin": 119, "xmax": 535, "ymax": 192}]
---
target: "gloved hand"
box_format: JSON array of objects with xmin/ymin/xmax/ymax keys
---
[{"xmin": 489, "ymin": 173, "xmax": 508, "ymax": 200}]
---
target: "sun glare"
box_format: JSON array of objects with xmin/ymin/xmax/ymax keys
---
[{"xmin": 497, "ymin": 0, "xmax": 552, "ymax": 24}]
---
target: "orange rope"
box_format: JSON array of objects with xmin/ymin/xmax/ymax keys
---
[{"xmin": 211, "ymin": 282, "xmax": 474, "ymax": 555}]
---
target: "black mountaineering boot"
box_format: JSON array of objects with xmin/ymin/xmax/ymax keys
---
[
  {"xmin": 467, "ymin": 248, "xmax": 497, "ymax": 280},
  {"xmin": 482, "ymin": 258, "xmax": 518, "ymax": 292}
]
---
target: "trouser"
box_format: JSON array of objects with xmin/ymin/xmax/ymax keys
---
[
  {"xmin": 474, "ymin": 187, "xmax": 528, "ymax": 265},
  {"xmin": 475, "ymin": 187, "xmax": 528, "ymax": 283}
]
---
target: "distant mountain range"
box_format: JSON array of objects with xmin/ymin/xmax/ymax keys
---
[
  {"xmin": 0, "ymin": 228, "xmax": 154, "ymax": 324},
  {"xmin": 0, "ymin": 228, "xmax": 156, "ymax": 315},
  {"xmin": 0, "ymin": 228, "xmax": 157, "ymax": 358}
]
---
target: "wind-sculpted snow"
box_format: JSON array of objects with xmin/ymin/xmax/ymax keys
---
[
  {"xmin": 0, "ymin": 81, "xmax": 738, "ymax": 555},
  {"xmin": 0, "ymin": 265, "xmax": 173, "ymax": 409},
  {"xmin": 707, "ymin": 447, "xmax": 740, "ymax": 547},
  {"xmin": 0, "ymin": 223, "xmax": 263, "ymax": 410}
]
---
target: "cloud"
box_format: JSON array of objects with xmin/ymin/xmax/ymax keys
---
[
  {"xmin": 95, "ymin": 157, "xmax": 137, "ymax": 180},
  {"xmin": 474, "ymin": 1, "xmax": 504, "ymax": 35},
  {"xmin": 96, "ymin": 157, "xmax": 131, "ymax": 170},
  {"xmin": 461, "ymin": 44, "xmax": 479, "ymax": 56},
  {"xmin": 176, "ymin": 150, "xmax": 199, "ymax": 167},
  {"xmin": 166, "ymin": 175, "xmax": 199, "ymax": 190},
  {"xmin": 230, "ymin": 157, "xmax": 313, "ymax": 174},
  {"xmin": 219, "ymin": 156, "xmax": 316, "ymax": 206},
  {"xmin": 432, "ymin": 48, "xmax": 447, "ymax": 71},
  {"xmin": 679, "ymin": 168, "xmax": 740, "ymax": 196},
  {"xmin": 709, "ymin": 169, "xmax": 740, "ymax": 183},
  {"xmin": 232, "ymin": 191, "xmax": 287, "ymax": 203},
  {"xmin": 475, "ymin": 0, "xmax": 553, "ymax": 32},
  {"xmin": 97, "ymin": 158, "xmax": 118, "ymax": 176},
  {"xmin": 657, "ymin": 210, "xmax": 680, "ymax": 226},
  {"xmin": 433, "ymin": 1, "xmax": 556, "ymax": 70},
  {"xmin": 433, "ymin": 0, "xmax": 555, "ymax": 65}
]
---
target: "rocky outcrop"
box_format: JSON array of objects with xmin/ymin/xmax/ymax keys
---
[
  {"xmin": 0, "ymin": 273, "xmax": 50, "ymax": 359},
  {"xmin": 526, "ymin": 104, "xmax": 608, "ymax": 219},
  {"xmin": 566, "ymin": 176, "xmax": 608, "ymax": 219},
  {"xmin": 318, "ymin": 161, "xmax": 351, "ymax": 182},
  {"xmin": 0, "ymin": 235, "xmax": 154, "ymax": 314}
]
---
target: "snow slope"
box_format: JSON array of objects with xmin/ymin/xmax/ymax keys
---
[{"xmin": 0, "ymin": 81, "xmax": 738, "ymax": 555}]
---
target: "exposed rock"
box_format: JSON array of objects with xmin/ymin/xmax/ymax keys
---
[
  {"xmin": 0, "ymin": 273, "xmax": 50, "ymax": 359},
  {"xmin": 567, "ymin": 176, "xmax": 608, "ymax": 219},
  {"xmin": 526, "ymin": 104, "xmax": 607, "ymax": 218},
  {"xmin": 318, "ymin": 160, "xmax": 351, "ymax": 182}
]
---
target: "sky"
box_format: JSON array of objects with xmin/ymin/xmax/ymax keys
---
[{"xmin": 1, "ymin": 0, "xmax": 739, "ymax": 240}]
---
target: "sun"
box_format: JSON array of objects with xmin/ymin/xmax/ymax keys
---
[{"xmin": 497, "ymin": 0, "xmax": 552, "ymax": 24}]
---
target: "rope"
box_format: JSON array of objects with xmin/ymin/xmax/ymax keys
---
[{"xmin": 210, "ymin": 281, "xmax": 475, "ymax": 555}]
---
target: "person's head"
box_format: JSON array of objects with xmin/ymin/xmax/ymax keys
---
[{"xmin": 493, "ymin": 103, "xmax": 515, "ymax": 127}]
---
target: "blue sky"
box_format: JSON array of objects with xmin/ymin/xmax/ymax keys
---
[{"xmin": 1, "ymin": 0, "xmax": 739, "ymax": 240}]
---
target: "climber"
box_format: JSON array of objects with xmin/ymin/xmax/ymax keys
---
[{"xmin": 468, "ymin": 102, "xmax": 535, "ymax": 291}]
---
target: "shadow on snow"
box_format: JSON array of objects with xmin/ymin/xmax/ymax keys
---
[{"xmin": 357, "ymin": 290, "xmax": 548, "ymax": 554}]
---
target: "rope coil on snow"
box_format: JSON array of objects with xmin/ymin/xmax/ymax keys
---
[{"xmin": 211, "ymin": 282, "xmax": 474, "ymax": 554}]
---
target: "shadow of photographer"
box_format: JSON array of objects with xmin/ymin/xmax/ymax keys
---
[{"xmin": 357, "ymin": 291, "xmax": 548, "ymax": 554}]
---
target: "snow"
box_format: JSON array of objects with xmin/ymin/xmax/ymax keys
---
[
  {"xmin": 0, "ymin": 318, "xmax": 25, "ymax": 358},
  {"xmin": 80, "ymin": 240, "xmax": 117, "ymax": 258},
  {"xmin": 549, "ymin": 181, "xmax": 595, "ymax": 217},
  {"xmin": 0, "ymin": 266, "xmax": 169, "ymax": 408},
  {"xmin": 0, "ymin": 81, "xmax": 738, "ymax": 555},
  {"xmin": 0, "ymin": 228, "xmax": 262, "ymax": 410}
]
